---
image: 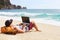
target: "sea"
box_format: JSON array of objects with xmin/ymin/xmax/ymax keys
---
[{"xmin": 0, "ymin": 9, "xmax": 60, "ymax": 26}]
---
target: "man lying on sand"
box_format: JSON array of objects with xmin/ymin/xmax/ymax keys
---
[
  {"xmin": 1, "ymin": 19, "xmax": 24, "ymax": 34},
  {"xmin": 0, "ymin": 19, "xmax": 41, "ymax": 34}
]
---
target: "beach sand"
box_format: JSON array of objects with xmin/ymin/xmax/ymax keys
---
[{"xmin": 0, "ymin": 19, "xmax": 60, "ymax": 40}]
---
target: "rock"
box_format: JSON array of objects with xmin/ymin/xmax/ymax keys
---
[
  {"xmin": 16, "ymin": 5, "xmax": 21, "ymax": 9},
  {"xmin": 23, "ymin": 7, "xmax": 27, "ymax": 9},
  {"xmin": 0, "ymin": 0, "xmax": 27, "ymax": 9}
]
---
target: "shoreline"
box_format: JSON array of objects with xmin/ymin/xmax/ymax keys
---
[{"xmin": 0, "ymin": 16, "xmax": 60, "ymax": 27}]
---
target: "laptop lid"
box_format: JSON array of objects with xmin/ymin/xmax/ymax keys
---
[{"xmin": 21, "ymin": 16, "xmax": 30, "ymax": 23}]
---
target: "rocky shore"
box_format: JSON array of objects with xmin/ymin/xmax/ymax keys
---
[{"xmin": 0, "ymin": 0, "xmax": 27, "ymax": 9}]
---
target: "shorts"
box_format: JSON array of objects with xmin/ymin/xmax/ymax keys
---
[{"xmin": 28, "ymin": 22, "xmax": 34, "ymax": 30}]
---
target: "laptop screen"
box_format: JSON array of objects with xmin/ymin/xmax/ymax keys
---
[{"xmin": 21, "ymin": 16, "xmax": 30, "ymax": 23}]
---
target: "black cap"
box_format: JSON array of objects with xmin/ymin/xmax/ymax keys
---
[{"xmin": 5, "ymin": 19, "xmax": 13, "ymax": 27}]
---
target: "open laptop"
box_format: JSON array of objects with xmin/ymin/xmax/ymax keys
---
[
  {"xmin": 21, "ymin": 16, "xmax": 30, "ymax": 23},
  {"xmin": 21, "ymin": 16, "xmax": 30, "ymax": 28}
]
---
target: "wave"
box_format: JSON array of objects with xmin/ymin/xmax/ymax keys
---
[
  {"xmin": 0, "ymin": 12, "xmax": 60, "ymax": 16},
  {"xmin": 0, "ymin": 12, "xmax": 41, "ymax": 17},
  {"xmin": 31, "ymin": 18, "xmax": 60, "ymax": 26},
  {"xmin": 0, "ymin": 12, "xmax": 60, "ymax": 21},
  {"xmin": 0, "ymin": 12, "xmax": 60, "ymax": 26}
]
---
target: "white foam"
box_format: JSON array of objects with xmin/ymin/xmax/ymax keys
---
[
  {"xmin": 0, "ymin": 12, "xmax": 41, "ymax": 17},
  {"xmin": 46, "ymin": 13, "xmax": 60, "ymax": 15},
  {"xmin": 0, "ymin": 12, "xmax": 22, "ymax": 16},
  {"xmin": 0, "ymin": 16, "xmax": 22, "ymax": 22},
  {"xmin": 30, "ymin": 18, "xmax": 60, "ymax": 26}
]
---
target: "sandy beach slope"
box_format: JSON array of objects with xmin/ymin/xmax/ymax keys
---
[{"xmin": 0, "ymin": 19, "xmax": 60, "ymax": 40}]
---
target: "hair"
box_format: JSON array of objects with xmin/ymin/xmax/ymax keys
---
[
  {"xmin": 5, "ymin": 19, "xmax": 13, "ymax": 27},
  {"xmin": 10, "ymin": 19, "xmax": 13, "ymax": 23}
]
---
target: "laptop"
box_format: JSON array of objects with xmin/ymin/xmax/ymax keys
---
[
  {"xmin": 21, "ymin": 16, "xmax": 30, "ymax": 27},
  {"xmin": 21, "ymin": 16, "xmax": 30, "ymax": 23}
]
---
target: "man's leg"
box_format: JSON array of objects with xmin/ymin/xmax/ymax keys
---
[{"xmin": 30, "ymin": 22, "xmax": 41, "ymax": 31}]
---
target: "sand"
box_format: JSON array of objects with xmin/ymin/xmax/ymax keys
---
[{"xmin": 0, "ymin": 19, "xmax": 60, "ymax": 40}]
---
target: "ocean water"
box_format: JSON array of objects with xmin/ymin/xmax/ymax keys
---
[{"xmin": 0, "ymin": 9, "xmax": 60, "ymax": 26}]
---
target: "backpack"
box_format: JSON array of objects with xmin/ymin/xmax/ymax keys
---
[{"xmin": 1, "ymin": 27, "xmax": 17, "ymax": 35}]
